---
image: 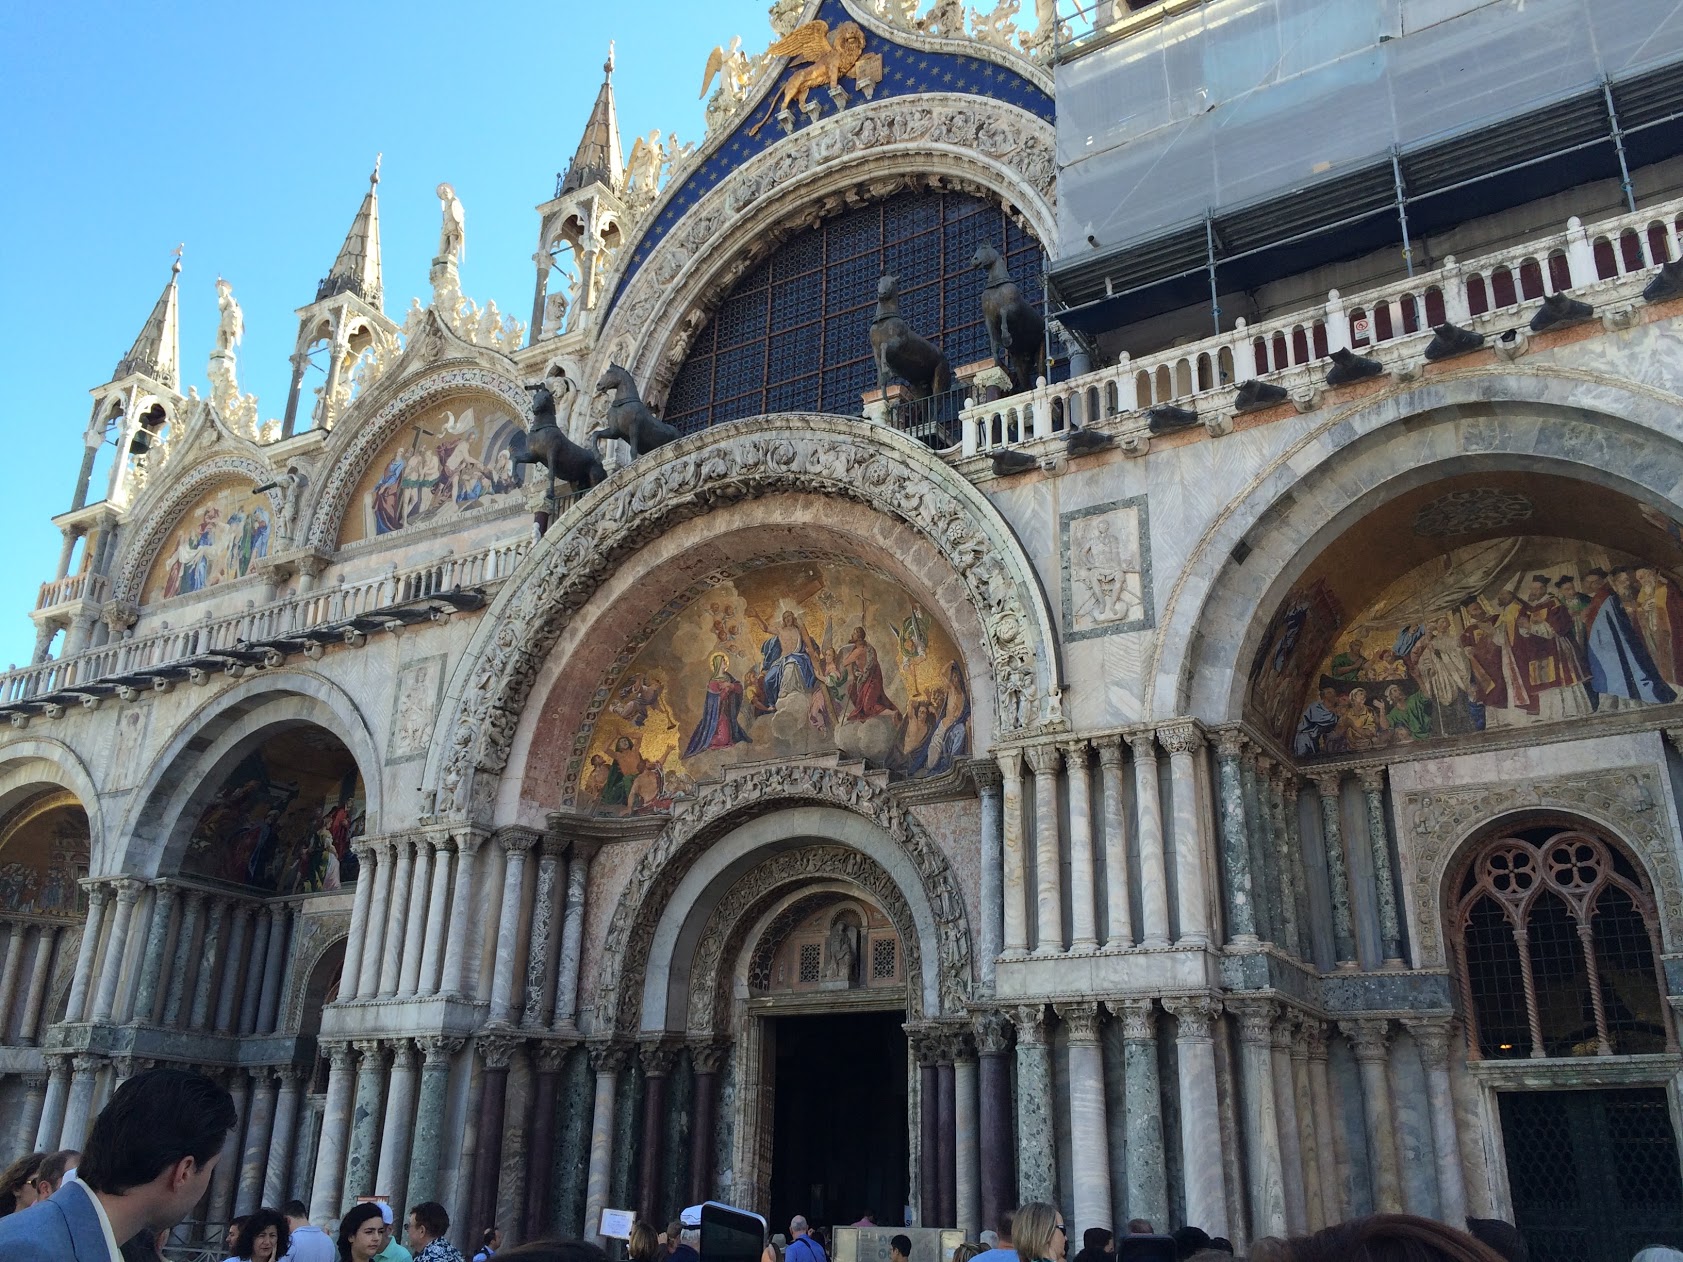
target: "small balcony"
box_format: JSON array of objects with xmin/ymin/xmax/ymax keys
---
[{"xmin": 35, "ymin": 571, "xmax": 109, "ymax": 613}]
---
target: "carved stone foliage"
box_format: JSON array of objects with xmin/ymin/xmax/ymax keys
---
[
  {"xmin": 112, "ymin": 456, "xmax": 283, "ymax": 604},
  {"xmin": 689, "ymin": 853, "xmax": 922, "ymax": 1036},
  {"xmin": 594, "ymin": 764, "xmax": 974, "ymax": 1035},
  {"xmin": 431, "ymin": 417, "xmax": 1060, "ymax": 820},
  {"xmin": 1398, "ymin": 764, "xmax": 1681, "ymax": 966}
]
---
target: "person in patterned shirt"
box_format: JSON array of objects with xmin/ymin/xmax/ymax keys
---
[{"xmin": 405, "ymin": 1204, "xmax": 464, "ymax": 1262}]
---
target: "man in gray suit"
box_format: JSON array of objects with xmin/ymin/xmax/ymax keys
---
[{"xmin": 0, "ymin": 1067, "xmax": 236, "ymax": 1262}]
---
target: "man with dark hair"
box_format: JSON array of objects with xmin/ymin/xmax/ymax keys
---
[
  {"xmin": 890, "ymin": 1235, "xmax": 913, "ymax": 1262},
  {"xmin": 0, "ymin": 1067, "xmax": 235, "ymax": 1261},
  {"xmin": 974, "ymin": 1212, "xmax": 1015, "ymax": 1262},
  {"xmin": 280, "ymin": 1200, "xmax": 335, "ymax": 1262},
  {"xmin": 406, "ymin": 1203, "xmax": 464, "ymax": 1262}
]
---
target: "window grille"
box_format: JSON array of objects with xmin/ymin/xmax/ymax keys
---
[
  {"xmin": 664, "ymin": 190, "xmax": 1044, "ymax": 435},
  {"xmin": 871, "ymin": 937, "xmax": 897, "ymax": 981},
  {"xmin": 798, "ymin": 942, "xmax": 822, "ymax": 984},
  {"xmin": 1454, "ymin": 825, "xmax": 1673, "ymax": 1059}
]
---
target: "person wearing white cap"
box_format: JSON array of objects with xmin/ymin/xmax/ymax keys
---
[{"xmin": 371, "ymin": 1202, "xmax": 413, "ymax": 1262}]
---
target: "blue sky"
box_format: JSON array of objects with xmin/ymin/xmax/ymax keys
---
[{"xmin": 0, "ymin": 0, "xmax": 772, "ymax": 669}]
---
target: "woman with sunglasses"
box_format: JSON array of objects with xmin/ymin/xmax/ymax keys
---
[{"xmin": 1011, "ymin": 1203, "xmax": 1066, "ymax": 1262}]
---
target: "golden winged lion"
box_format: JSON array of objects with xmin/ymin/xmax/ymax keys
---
[{"xmin": 748, "ymin": 19, "xmax": 869, "ymax": 137}]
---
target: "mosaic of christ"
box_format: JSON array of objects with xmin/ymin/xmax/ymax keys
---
[{"xmin": 574, "ymin": 560, "xmax": 971, "ymax": 814}]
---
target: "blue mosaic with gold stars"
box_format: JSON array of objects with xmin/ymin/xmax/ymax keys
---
[{"xmin": 603, "ymin": 0, "xmax": 1052, "ymax": 320}]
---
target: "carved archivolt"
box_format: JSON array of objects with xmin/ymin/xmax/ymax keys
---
[
  {"xmin": 1398, "ymin": 764, "xmax": 1681, "ymax": 967},
  {"xmin": 111, "ymin": 455, "xmax": 282, "ymax": 604},
  {"xmin": 428, "ymin": 416, "xmax": 1060, "ymax": 821},
  {"xmin": 593, "ymin": 764, "xmax": 972, "ymax": 1035}
]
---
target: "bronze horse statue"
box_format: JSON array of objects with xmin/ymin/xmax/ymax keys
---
[
  {"xmin": 974, "ymin": 243, "xmax": 1044, "ymax": 392},
  {"xmin": 592, "ymin": 364, "xmax": 680, "ymax": 458},
  {"xmin": 512, "ymin": 379, "xmax": 606, "ymax": 493},
  {"xmin": 869, "ymin": 274, "xmax": 951, "ymax": 400}
]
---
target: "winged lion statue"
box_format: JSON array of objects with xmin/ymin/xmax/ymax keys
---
[{"xmin": 748, "ymin": 19, "xmax": 871, "ymax": 137}]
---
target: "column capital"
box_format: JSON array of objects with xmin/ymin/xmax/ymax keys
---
[
  {"xmin": 476, "ymin": 1032, "xmax": 522, "ymax": 1070},
  {"xmin": 351, "ymin": 1038, "xmax": 390, "ymax": 1066},
  {"xmin": 534, "ymin": 1041, "xmax": 574, "ymax": 1073},
  {"xmin": 83, "ymin": 881, "xmax": 111, "ymax": 908},
  {"xmin": 568, "ymin": 836, "xmax": 603, "ymax": 865},
  {"xmin": 540, "ymin": 834, "xmax": 569, "ymax": 860},
  {"xmin": 21, "ymin": 1072, "xmax": 48, "ymax": 1092},
  {"xmin": 639, "ymin": 1040, "xmax": 681, "ymax": 1077},
  {"xmin": 1665, "ymin": 728, "xmax": 1683, "ymax": 757},
  {"xmin": 276, "ymin": 1063, "xmax": 309, "ymax": 1086},
  {"xmin": 1022, "ymin": 742, "xmax": 1062, "ymax": 775},
  {"xmin": 967, "ymin": 758, "xmax": 1004, "ymax": 792},
  {"xmin": 995, "ymin": 747, "xmax": 1023, "ymax": 779},
  {"xmin": 907, "ymin": 1024, "xmax": 943, "ymax": 1067},
  {"xmin": 690, "ymin": 1042, "xmax": 729, "ymax": 1075},
  {"xmin": 1114, "ymin": 997, "xmax": 1157, "ymax": 1042},
  {"xmin": 1355, "ymin": 766, "xmax": 1388, "ymax": 794},
  {"xmin": 1403, "ymin": 1016, "xmax": 1456, "ymax": 1068},
  {"xmin": 1055, "ymin": 1000, "xmax": 1104, "ymax": 1043},
  {"xmin": 111, "ymin": 878, "xmax": 143, "ymax": 905},
  {"xmin": 588, "ymin": 1040, "xmax": 632, "ymax": 1074},
  {"xmin": 1059, "ymin": 737, "xmax": 1091, "ymax": 763},
  {"xmin": 1340, "ymin": 1017, "xmax": 1393, "ymax": 1061},
  {"xmin": 324, "ymin": 1040, "xmax": 356, "ymax": 1072},
  {"xmin": 417, "ymin": 1036, "xmax": 465, "ymax": 1067},
  {"xmin": 1158, "ymin": 721, "xmax": 1203, "ymax": 755},
  {"xmin": 945, "ymin": 1027, "xmax": 977, "ymax": 1063},
  {"xmin": 1300, "ymin": 1018, "xmax": 1329, "ymax": 1061},
  {"xmin": 71, "ymin": 1052, "xmax": 103, "ymax": 1074},
  {"xmin": 352, "ymin": 839, "xmax": 380, "ymax": 863},
  {"xmin": 1009, "ymin": 1002, "xmax": 1049, "ymax": 1046},
  {"xmin": 1254, "ymin": 752, "xmax": 1276, "ymax": 777},
  {"xmin": 1281, "ymin": 775, "xmax": 1301, "ymax": 806},
  {"xmin": 1225, "ymin": 997, "xmax": 1279, "ymax": 1045},
  {"xmin": 110, "ymin": 1055, "xmax": 139, "ymax": 1081},
  {"xmin": 1162, "ymin": 994, "xmax": 1221, "ymax": 1040},
  {"xmin": 1096, "ymin": 735, "xmax": 1126, "ymax": 768},
  {"xmin": 496, "ymin": 826, "xmax": 541, "ymax": 855},
  {"xmin": 1269, "ymin": 1010, "xmax": 1298, "ymax": 1052},
  {"xmin": 1213, "ymin": 729, "xmax": 1246, "ymax": 760},
  {"xmin": 389, "ymin": 1039, "xmax": 420, "ymax": 1073},
  {"xmin": 972, "ymin": 1008, "xmax": 1014, "ymax": 1056},
  {"xmin": 455, "ymin": 830, "xmax": 488, "ymax": 857},
  {"xmin": 1311, "ymin": 771, "xmax": 1344, "ymax": 797},
  {"xmin": 46, "ymin": 1052, "xmax": 73, "ymax": 1077},
  {"xmin": 1126, "ymin": 730, "xmax": 1159, "ymax": 761}
]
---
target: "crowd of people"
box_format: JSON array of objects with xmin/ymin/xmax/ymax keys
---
[{"xmin": 1, "ymin": 1067, "xmax": 1680, "ymax": 1262}]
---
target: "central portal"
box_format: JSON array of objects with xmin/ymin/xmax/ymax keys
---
[{"xmin": 769, "ymin": 1009, "xmax": 909, "ymax": 1232}]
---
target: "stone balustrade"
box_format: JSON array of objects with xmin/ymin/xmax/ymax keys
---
[{"xmin": 35, "ymin": 570, "xmax": 110, "ymax": 613}]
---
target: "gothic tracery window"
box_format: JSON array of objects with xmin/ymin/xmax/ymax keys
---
[{"xmin": 1454, "ymin": 824, "xmax": 1673, "ymax": 1060}]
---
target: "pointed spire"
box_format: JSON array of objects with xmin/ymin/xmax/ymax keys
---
[
  {"xmin": 561, "ymin": 44, "xmax": 624, "ymax": 196},
  {"xmin": 319, "ymin": 156, "xmax": 384, "ymax": 305},
  {"xmin": 115, "ymin": 246, "xmax": 183, "ymax": 389}
]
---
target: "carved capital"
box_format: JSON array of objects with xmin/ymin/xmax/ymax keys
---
[
  {"xmin": 498, "ymin": 827, "xmax": 540, "ymax": 855},
  {"xmin": 1213, "ymin": 729, "xmax": 1245, "ymax": 760},
  {"xmin": 325, "ymin": 1041, "xmax": 356, "ymax": 1073},
  {"xmin": 640, "ymin": 1040, "xmax": 680, "ymax": 1077},
  {"xmin": 111, "ymin": 878, "xmax": 143, "ymax": 905},
  {"xmin": 995, "ymin": 748, "xmax": 1023, "ymax": 782},
  {"xmin": 1311, "ymin": 772, "xmax": 1343, "ymax": 798},
  {"xmin": 1022, "ymin": 743, "xmax": 1062, "ymax": 775},
  {"xmin": 352, "ymin": 1039, "xmax": 390, "ymax": 1067},
  {"xmin": 1127, "ymin": 731, "xmax": 1159, "ymax": 762},
  {"xmin": 1281, "ymin": 776, "xmax": 1301, "ymax": 806},
  {"xmin": 476, "ymin": 1033, "xmax": 521, "ymax": 1071},
  {"xmin": 1254, "ymin": 753, "xmax": 1276, "ymax": 778},
  {"xmin": 1010, "ymin": 1003, "xmax": 1049, "ymax": 1046},
  {"xmin": 534, "ymin": 1041, "xmax": 574, "ymax": 1074},
  {"xmin": 1096, "ymin": 736, "xmax": 1125, "ymax": 769},
  {"xmin": 1056, "ymin": 1000, "xmax": 1103, "ymax": 1043},
  {"xmin": 588, "ymin": 1041, "xmax": 632, "ymax": 1075},
  {"xmin": 1158, "ymin": 721, "xmax": 1203, "ymax": 755},
  {"xmin": 946, "ymin": 1027, "xmax": 977, "ymax": 1062},
  {"xmin": 20, "ymin": 1073, "xmax": 48, "ymax": 1092},
  {"xmin": 972, "ymin": 1008, "xmax": 1014, "ymax": 1056},
  {"xmin": 275, "ymin": 1063, "xmax": 309, "ymax": 1086},
  {"xmin": 1226, "ymin": 998, "xmax": 1279, "ymax": 1045},
  {"xmin": 389, "ymin": 1039, "xmax": 420, "ymax": 1073},
  {"xmin": 540, "ymin": 834, "xmax": 569, "ymax": 861},
  {"xmin": 71, "ymin": 1053, "xmax": 103, "ymax": 1075},
  {"xmin": 1114, "ymin": 998, "xmax": 1157, "ymax": 1042},
  {"xmin": 1340, "ymin": 1018, "xmax": 1392, "ymax": 1062},
  {"xmin": 1355, "ymin": 766, "xmax": 1388, "ymax": 795},
  {"xmin": 417, "ymin": 1036, "xmax": 464, "ymax": 1067},
  {"xmin": 690, "ymin": 1042, "xmax": 729, "ymax": 1075},
  {"xmin": 110, "ymin": 1055, "xmax": 138, "ymax": 1081},
  {"xmin": 967, "ymin": 758, "xmax": 1004, "ymax": 793},
  {"xmin": 1301, "ymin": 1019, "xmax": 1329, "ymax": 1060},
  {"xmin": 1403, "ymin": 1017, "xmax": 1455, "ymax": 1069},
  {"xmin": 1162, "ymin": 994, "xmax": 1221, "ymax": 1041}
]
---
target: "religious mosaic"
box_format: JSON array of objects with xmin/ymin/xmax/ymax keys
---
[
  {"xmin": 338, "ymin": 397, "xmax": 528, "ymax": 545},
  {"xmin": 574, "ymin": 560, "xmax": 970, "ymax": 814},
  {"xmin": 1275, "ymin": 535, "xmax": 1683, "ymax": 757},
  {"xmin": 141, "ymin": 480, "xmax": 272, "ymax": 601},
  {"xmin": 182, "ymin": 727, "xmax": 365, "ymax": 892},
  {"xmin": 0, "ymin": 793, "xmax": 89, "ymax": 920}
]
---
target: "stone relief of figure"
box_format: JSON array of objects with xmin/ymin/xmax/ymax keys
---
[
  {"xmin": 436, "ymin": 182, "xmax": 466, "ymax": 265},
  {"xmin": 624, "ymin": 131, "xmax": 668, "ymax": 210},
  {"xmin": 1073, "ymin": 514, "xmax": 1139, "ymax": 625},
  {"xmin": 822, "ymin": 913, "xmax": 860, "ymax": 984}
]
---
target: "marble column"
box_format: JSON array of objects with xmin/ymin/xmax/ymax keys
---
[
  {"xmin": 638, "ymin": 1042, "xmax": 677, "ymax": 1221},
  {"xmin": 552, "ymin": 840, "xmax": 598, "ymax": 1029},
  {"xmin": 407, "ymin": 1036, "xmax": 464, "ymax": 1207},
  {"xmin": 208, "ymin": 1071, "xmax": 249, "ymax": 1224},
  {"xmin": 470, "ymin": 1033, "xmax": 519, "ymax": 1239},
  {"xmin": 1116, "ymin": 1000, "xmax": 1169, "ymax": 1231},
  {"xmin": 215, "ymin": 902, "xmax": 255, "ymax": 1034},
  {"xmin": 240, "ymin": 907, "xmax": 273, "ymax": 1035},
  {"xmin": 525, "ymin": 1042, "xmax": 570, "ymax": 1240},
  {"xmin": 1230, "ymin": 1000, "xmax": 1286, "ymax": 1239},
  {"xmin": 378, "ymin": 838, "xmax": 416, "ymax": 998},
  {"xmin": 1097, "ymin": 738, "xmax": 1134, "ymax": 949},
  {"xmin": 398, "ymin": 839, "xmax": 435, "ymax": 999},
  {"xmin": 442, "ymin": 833, "xmax": 487, "ymax": 997},
  {"xmin": 1341, "ymin": 1019, "xmax": 1403, "ymax": 1212},
  {"xmin": 340, "ymin": 842, "xmax": 377, "ymax": 997},
  {"xmin": 954, "ymin": 1035, "xmax": 980, "ymax": 1239},
  {"xmin": 60, "ymin": 1053, "xmax": 102, "ymax": 1148},
  {"xmin": 916, "ymin": 1032, "xmax": 939, "ymax": 1224},
  {"xmin": 376, "ymin": 1040, "xmax": 420, "ymax": 1213},
  {"xmin": 162, "ymin": 891, "xmax": 204, "ymax": 1027},
  {"xmin": 1240, "ymin": 749, "xmax": 1277, "ymax": 944},
  {"xmin": 35, "ymin": 1056, "xmax": 71, "ymax": 1150},
  {"xmin": 1161, "ymin": 724, "xmax": 1211, "ymax": 944},
  {"xmin": 1024, "ymin": 744, "xmax": 1064, "ymax": 954},
  {"xmin": 523, "ymin": 840, "xmax": 565, "ymax": 1027},
  {"xmin": 1128, "ymin": 734, "xmax": 1171, "ymax": 946},
  {"xmin": 257, "ymin": 906, "xmax": 290, "ymax": 1034},
  {"xmin": 975, "ymin": 762, "xmax": 1004, "ymax": 992},
  {"xmin": 1212, "ymin": 732, "xmax": 1258, "ymax": 943},
  {"xmin": 190, "ymin": 898, "xmax": 228, "ymax": 1029},
  {"xmin": 1312, "ymin": 775, "xmax": 1357, "ymax": 967},
  {"xmin": 937, "ymin": 1052, "xmax": 957, "ymax": 1228},
  {"xmin": 90, "ymin": 879, "xmax": 141, "ymax": 1023},
  {"xmin": 239, "ymin": 1073, "xmax": 280, "ymax": 1215},
  {"xmin": 998, "ymin": 752, "xmax": 1029, "ymax": 956},
  {"xmin": 690, "ymin": 1043, "xmax": 725, "ymax": 1203},
  {"xmin": 1407, "ymin": 1018, "xmax": 1468, "ymax": 1226},
  {"xmin": 1058, "ymin": 1002, "xmax": 1113, "ymax": 1237},
  {"xmin": 16, "ymin": 1074, "xmax": 48, "ymax": 1157},
  {"xmin": 1163, "ymin": 996, "xmax": 1227, "ymax": 1238},
  {"xmin": 1289, "ymin": 1023, "xmax": 1326, "ymax": 1229},
  {"xmin": 1281, "ymin": 779, "xmax": 1312, "ymax": 960},
  {"xmin": 583, "ymin": 1043, "xmax": 629, "ymax": 1240},
  {"xmin": 488, "ymin": 833, "xmax": 536, "ymax": 1023},
  {"xmin": 358, "ymin": 841, "xmax": 395, "ymax": 998},
  {"xmin": 1357, "ymin": 769, "xmax": 1404, "ymax": 966},
  {"xmin": 310, "ymin": 1042, "xmax": 358, "ymax": 1224},
  {"xmin": 20, "ymin": 926, "xmax": 58, "ymax": 1044},
  {"xmin": 975, "ymin": 1010, "xmax": 1014, "ymax": 1234},
  {"xmin": 1265, "ymin": 769, "xmax": 1302, "ymax": 960},
  {"xmin": 1270, "ymin": 1015, "xmax": 1309, "ymax": 1233},
  {"xmin": 1012, "ymin": 1004, "xmax": 1056, "ymax": 1203},
  {"xmin": 129, "ymin": 884, "xmax": 176, "ymax": 1026},
  {"xmin": 1304, "ymin": 1023, "xmax": 1345, "ymax": 1224},
  {"xmin": 64, "ymin": 882, "xmax": 110, "ymax": 1023},
  {"xmin": 343, "ymin": 1040, "xmax": 390, "ymax": 1205},
  {"xmin": 0, "ymin": 921, "xmax": 27, "ymax": 1036},
  {"xmin": 417, "ymin": 840, "xmax": 455, "ymax": 997},
  {"xmin": 265, "ymin": 1066, "xmax": 306, "ymax": 1208},
  {"xmin": 1063, "ymin": 742, "xmax": 1099, "ymax": 952}
]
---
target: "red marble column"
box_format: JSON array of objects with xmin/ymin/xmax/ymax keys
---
[
  {"xmin": 523, "ymin": 1043, "xmax": 570, "ymax": 1241},
  {"xmin": 916, "ymin": 1030, "xmax": 940, "ymax": 1226},
  {"xmin": 937, "ymin": 1055, "xmax": 957, "ymax": 1228},
  {"xmin": 470, "ymin": 1035, "xmax": 520, "ymax": 1242},
  {"xmin": 975, "ymin": 1011, "xmax": 1015, "ymax": 1236},
  {"xmin": 688, "ymin": 1043, "xmax": 726, "ymax": 1205},
  {"xmin": 638, "ymin": 1043, "xmax": 678, "ymax": 1223}
]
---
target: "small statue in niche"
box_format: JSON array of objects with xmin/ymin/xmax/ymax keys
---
[
  {"xmin": 974, "ymin": 243, "xmax": 1045, "ymax": 393},
  {"xmin": 592, "ymin": 365, "xmax": 681, "ymax": 459},
  {"xmin": 870, "ymin": 274, "xmax": 952, "ymax": 399},
  {"xmin": 513, "ymin": 376, "xmax": 606, "ymax": 493},
  {"xmin": 822, "ymin": 911, "xmax": 861, "ymax": 986}
]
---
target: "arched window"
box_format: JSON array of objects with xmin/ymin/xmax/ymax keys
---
[{"xmin": 1454, "ymin": 824, "xmax": 1673, "ymax": 1060}]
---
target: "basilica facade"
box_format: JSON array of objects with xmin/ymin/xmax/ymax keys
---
[{"xmin": 5, "ymin": 2, "xmax": 1683, "ymax": 1260}]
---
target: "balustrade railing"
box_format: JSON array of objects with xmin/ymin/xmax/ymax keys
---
[
  {"xmin": 36, "ymin": 571, "xmax": 110, "ymax": 611},
  {"xmin": 960, "ymin": 197, "xmax": 1683, "ymax": 457}
]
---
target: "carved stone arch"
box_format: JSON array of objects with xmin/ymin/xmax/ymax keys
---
[
  {"xmin": 111, "ymin": 454, "xmax": 281, "ymax": 604},
  {"xmin": 302, "ymin": 361, "xmax": 531, "ymax": 552},
  {"xmin": 0, "ymin": 736, "xmax": 106, "ymax": 870},
  {"xmin": 112, "ymin": 670, "xmax": 384, "ymax": 880},
  {"xmin": 427, "ymin": 415, "xmax": 1062, "ymax": 822},
  {"xmin": 282, "ymin": 923, "xmax": 351, "ymax": 1036},
  {"xmin": 1155, "ymin": 369, "xmax": 1683, "ymax": 723},
  {"xmin": 588, "ymin": 92, "xmax": 1056, "ymax": 404},
  {"xmin": 594, "ymin": 768, "xmax": 971, "ymax": 1036}
]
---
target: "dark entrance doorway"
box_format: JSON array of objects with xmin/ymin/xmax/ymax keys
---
[
  {"xmin": 769, "ymin": 1009, "xmax": 908, "ymax": 1233},
  {"xmin": 1500, "ymin": 1087, "xmax": 1683, "ymax": 1261}
]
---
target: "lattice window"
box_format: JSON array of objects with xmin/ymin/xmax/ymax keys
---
[
  {"xmin": 664, "ymin": 189, "xmax": 1044, "ymax": 435},
  {"xmin": 798, "ymin": 942, "xmax": 821, "ymax": 984},
  {"xmin": 871, "ymin": 937, "xmax": 897, "ymax": 981},
  {"xmin": 1454, "ymin": 825, "xmax": 1673, "ymax": 1060}
]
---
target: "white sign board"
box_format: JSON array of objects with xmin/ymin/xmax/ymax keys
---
[{"xmin": 599, "ymin": 1208, "xmax": 636, "ymax": 1240}]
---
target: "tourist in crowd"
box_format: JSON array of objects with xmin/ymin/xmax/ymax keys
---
[
  {"xmin": 474, "ymin": 1225, "xmax": 503, "ymax": 1262},
  {"xmin": 374, "ymin": 1202, "xmax": 413, "ymax": 1262},
  {"xmin": 890, "ymin": 1234, "xmax": 913, "ymax": 1262},
  {"xmin": 338, "ymin": 1203, "xmax": 388, "ymax": 1262},
  {"xmin": 0, "ymin": 1067, "xmax": 236, "ymax": 1261},
  {"xmin": 787, "ymin": 1216, "xmax": 828, "ymax": 1262},
  {"xmin": 1072, "ymin": 1228, "xmax": 1112, "ymax": 1262},
  {"xmin": 1465, "ymin": 1219, "xmax": 1528, "ymax": 1262},
  {"xmin": 30, "ymin": 1148, "xmax": 79, "ymax": 1197},
  {"xmin": 953, "ymin": 1243, "xmax": 986, "ymax": 1262},
  {"xmin": 228, "ymin": 1216, "xmax": 253, "ymax": 1255},
  {"xmin": 1170, "ymin": 1227, "xmax": 1211, "ymax": 1259},
  {"xmin": 281, "ymin": 1198, "xmax": 336, "ymax": 1262},
  {"xmin": 631, "ymin": 1219, "xmax": 662, "ymax": 1262},
  {"xmin": 1010, "ymin": 1202, "xmax": 1066, "ymax": 1262},
  {"xmin": 853, "ymin": 1212, "xmax": 878, "ymax": 1228},
  {"xmin": 0, "ymin": 1151, "xmax": 45, "ymax": 1215},
  {"xmin": 665, "ymin": 1220, "xmax": 686, "ymax": 1257},
  {"xmin": 673, "ymin": 1225, "xmax": 701, "ymax": 1262},
  {"xmin": 976, "ymin": 1213, "xmax": 1016, "ymax": 1262},
  {"xmin": 229, "ymin": 1208, "xmax": 291, "ymax": 1262},
  {"xmin": 406, "ymin": 1202, "xmax": 466, "ymax": 1262},
  {"xmin": 1124, "ymin": 1223, "xmax": 1153, "ymax": 1238}
]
